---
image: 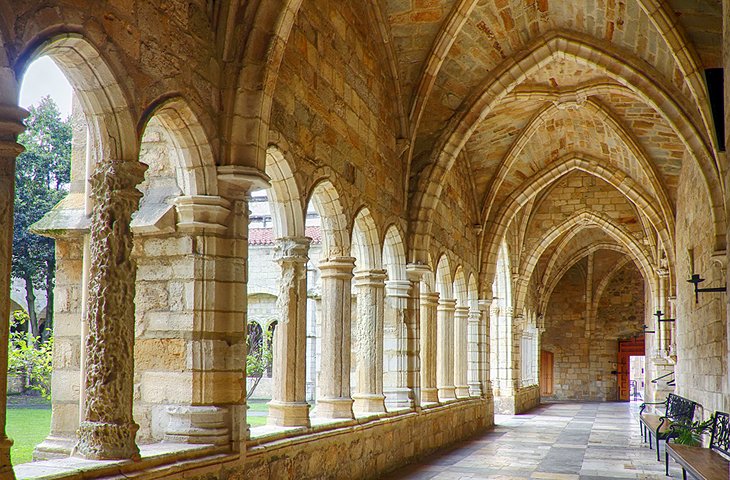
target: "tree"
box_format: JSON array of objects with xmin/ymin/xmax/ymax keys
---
[{"xmin": 12, "ymin": 96, "xmax": 71, "ymax": 340}]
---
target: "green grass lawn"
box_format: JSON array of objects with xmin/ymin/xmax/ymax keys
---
[{"xmin": 7, "ymin": 408, "xmax": 51, "ymax": 465}]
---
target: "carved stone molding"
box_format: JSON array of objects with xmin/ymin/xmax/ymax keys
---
[{"xmin": 174, "ymin": 195, "xmax": 231, "ymax": 234}]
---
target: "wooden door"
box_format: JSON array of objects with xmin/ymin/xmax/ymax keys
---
[
  {"xmin": 540, "ymin": 350, "xmax": 554, "ymax": 396},
  {"xmin": 617, "ymin": 337, "xmax": 644, "ymax": 401}
]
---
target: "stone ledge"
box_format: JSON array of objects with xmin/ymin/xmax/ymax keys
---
[
  {"xmin": 247, "ymin": 397, "xmax": 486, "ymax": 452},
  {"xmin": 15, "ymin": 442, "xmax": 231, "ymax": 480}
]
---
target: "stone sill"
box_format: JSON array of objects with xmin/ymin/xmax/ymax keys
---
[
  {"xmin": 14, "ymin": 442, "xmax": 233, "ymax": 480},
  {"xmin": 247, "ymin": 396, "xmax": 485, "ymax": 451}
]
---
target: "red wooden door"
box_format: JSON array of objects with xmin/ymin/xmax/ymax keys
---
[{"xmin": 617, "ymin": 337, "xmax": 644, "ymax": 401}]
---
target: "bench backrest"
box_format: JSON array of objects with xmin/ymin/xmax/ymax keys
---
[
  {"xmin": 709, "ymin": 411, "xmax": 730, "ymax": 457},
  {"xmin": 665, "ymin": 393, "xmax": 698, "ymax": 423}
]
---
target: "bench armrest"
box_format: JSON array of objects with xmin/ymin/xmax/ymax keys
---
[{"xmin": 640, "ymin": 401, "xmax": 666, "ymax": 415}]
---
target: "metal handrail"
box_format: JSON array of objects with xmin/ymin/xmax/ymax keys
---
[{"xmin": 651, "ymin": 371, "xmax": 674, "ymax": 384}]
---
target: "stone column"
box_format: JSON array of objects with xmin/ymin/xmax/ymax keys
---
[
  {"xmin": 383, "ymin": 279, "xmax": 412, "ymax": 410},
  {"xmin": 74, "ymin": 156, "xmax": 147, "ymax": 459},
  {"xmin": 314, "ymin": 257, "xmax": 356, "ymax": 419},
  {"xmin": 437, "ymin": 298, "xmax": 457, "ymax": 401},
  {"xmin": 419, "ymin": 290, "xmax": 440, "ymax": 404},
  {"xmin": 453, "ymin": 306, "xmax": 470, "ymax": 398},
  {"xmin": 0, "ymin": 104, "xmax": 26, "ymax": 476},
  {"xmin": 353, "ymin": 269, "xmax": 387, "ymax": 415},
  {"xmin": 467, "ymin": 306, "xmax": 482, "ymax": 397},
  {"xmin": 268, "ymin": 237, "xmax": 312, "ymax": 427},
  {"xmin": 217, "ymin": 166, "xmax": 269, "ymax": 449},
  {"xmin": 478, "ymin": 299, "xmax": 493, "ymax": 398}
]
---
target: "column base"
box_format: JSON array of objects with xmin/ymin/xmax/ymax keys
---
[
  {"xmin": 0, "ymin": 435, "xmax": 12, "ymax": 477},
  {"xmin": 455, "ymin": 385, "xmax": 471, "ymax": 398},
  {"xmin": 164, "ymin": 406, "xmax": 230, "ymax": 446},
  {"xmin": 313, "ymin": 397, "xmax": 354, "ymax": 419},
  {"xmin": 352, "ymin": 394, "xmax": 387, "ymax": 415},
  {"xmin": 34, "ymin": 435, "xmax": 75, "ymax": 460},
  {"xmin": 468, "ymin": 382, "xmax": 483, "ymax": 397},
  {"xmin": 73, "ymin": 420, "xmax": 140, "ymax": 460},
  {"xmin": 267, "ymin": 400, "xmax": 311, "ymax": 427},
  {"xmin": 384, "ymin": 387, "xmax": 415, "ymax": 410},
  {"xmin": 421, "ymin": 387, "xmax": 440, "ymax": 404},
  {"xmin": 438, "ymin": 386, "xmax": 457, "ymax": 402}
]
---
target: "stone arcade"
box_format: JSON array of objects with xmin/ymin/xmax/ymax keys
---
[{"xmin": 0, "ymin": 1, "xmax": 729, "ymax": 479}]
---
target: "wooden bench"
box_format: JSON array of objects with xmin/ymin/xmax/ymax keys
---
[
  {"xmin": 665, "ymin": 411, "xmax": 730, "ymax": 479},
  {"xmin": 639, "ymin": 393, "xmax": 699, "ymax": 461}
]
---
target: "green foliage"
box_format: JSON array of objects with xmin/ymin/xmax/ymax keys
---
[
  {"xmin": 8, "ymin": 311, "xmax": 54, "ymax": 399},
  {"xmin": 672, "ymin": 415, "xmax": 715, "ymax": 446},
  {"xmin": 13, "ymin": 96, "xmax": 71, "ymax": 337},
  {"xmin": 246, "ymin": 325, "xmax": 273, "ymax": 400}
]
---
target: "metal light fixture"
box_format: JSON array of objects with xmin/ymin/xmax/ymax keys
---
[
  {"xmin": 653, "ymin": 310, "xmax": 675, "ymax": 323},
  {"xmin": 642, "ymin": 324, "xmax": 655, "ymax": 334},
  {"xmin": 687, "ymin": 273, "xmax": 726, "ymax": 304}
]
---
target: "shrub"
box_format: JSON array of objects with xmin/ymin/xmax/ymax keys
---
[{"xmin": 8, "ymin": 310, "xmax": 53, "ymax": 399}]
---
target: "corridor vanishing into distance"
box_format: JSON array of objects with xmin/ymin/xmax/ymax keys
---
[
  {"xmin": 1, "ymin": 1, "xmax": 729, "ymax": 479},
  {"xmin": 387, "ymin": 402, "xmax": 683, "ymax": 480}
]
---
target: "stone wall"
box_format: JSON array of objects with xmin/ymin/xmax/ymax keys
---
[
  {"xmin": 242, "ymin": 399, "xmax": 491, "ymax": 480},
  {"xmin": 271, "ymin": 0, "xmax": 401, "ymax": 228},
  {"xmin": 675, "ymin": 156, "xmax": 730, "ymax": 416}
]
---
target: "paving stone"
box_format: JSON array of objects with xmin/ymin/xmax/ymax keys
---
[{"xmin": 386, "ymin": 402, "xmax": 685, "ymax": 479}]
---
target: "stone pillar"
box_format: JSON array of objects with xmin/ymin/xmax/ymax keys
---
[
  {"xmin": 478, "ymin": 299, "xmax": 493, "ymax": 398},
  {"xmin": 383, "ymin": 279, "xmax": 412, "ymax": 410},
  {"xmin": 0, "ymin": 104, "xmax": 26, "ymax": 476},
  {"xmin": 314, "ymin": 257, "xmax": 356, "ymax": 419},
  {"xmin": 216, "ymin": 166, "xmax": 269, "ymax": 449},
  {"xmin": 453, "ymin": 306, "xmax": 470, "ymax": 398},
  {"xmin": 74, "ymin": 156, "xmax": 147, "ymax": 459},
  {"xmin": 268, "ymin": 237, "xmax": 312, "ymax": 427},
  {"xmin": 467, "ymin": 306, "xmax": 482, "ymax": 397},
  {"xmin": 353, "ymin": 269, "xmax": 387, "ymax": 415},
  {"xmin": 437, "ymin": 298, "xmax": 457, "ymax": 401},
  {"xmin": 419, "ymin": 291, "xmax": 440, "ymax": 404}
]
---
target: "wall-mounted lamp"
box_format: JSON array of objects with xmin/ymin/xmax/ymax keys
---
[
  {"xmin": 687, "ymin": 274, "xmax": 726, "ymax": 304},
  {"xmin": 642, "ymin": 325, "xmax": 655, "ymax": 334},
  {"xmin": 653, "ymin": 310, "xmax": 675, "ymax": 323}
]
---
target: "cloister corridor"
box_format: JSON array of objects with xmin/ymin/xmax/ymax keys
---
[
  {"xmin": 387, "ymin": 402, "xmax": 683, "ymax": 480},
  {"xmin": 2, "ymin": 0, "xmax": 730, "ymax": 479}
]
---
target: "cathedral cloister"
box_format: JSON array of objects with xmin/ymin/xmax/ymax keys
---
[{"xmin": 0, "ymin": 1, "xmax": 728, "ymax": 479}]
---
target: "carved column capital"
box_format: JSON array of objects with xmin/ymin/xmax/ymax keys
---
[
  {"xmin": 421, "ymin": 291, "xmax": 440, "ymax": 306},
  {"xmin": 454, "ymin": 305, "xmax": 470, "ymax": 318},
  {"xmin": 385, "ymin": 279, "xmax": 411, "ymax": 298},
  {"xmin": 273, "ymin": 236, "xmax": 311, "ymax": 264},
  {"xmin": 437, "ymin": 298, "xmax": 457, "ymax": 313},
  {"xmin": 216, "ymin": 165, "xmax": 270, "ymax": 199},
  {"xmin": 0, "ymin": 104, "xmax": 27, "ymax": 140},
  {"xmin": 354, "ymin": 268, "xmax": 387, "ymax": 287},
  {"xmin": 406, "ymin": 263, "xmax": 431, "ymax": 282},
  {"xmin": 174, "ymin": 195, "xmax": 231, "ymax": 234},
  {"xmin": 478, "ymin": 298, "xmax": 493, "ymax": 311},
  {"xmin": 319, "ymin": 256, "xmax": 356, "ymax": 279}
]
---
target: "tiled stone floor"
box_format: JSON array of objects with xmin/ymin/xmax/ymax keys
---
[{"xmin": 386, "ymin": 402, "xmax": 685, "ymax": 479}]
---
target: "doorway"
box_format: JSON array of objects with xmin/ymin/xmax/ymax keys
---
[
  {"xmin": 539, "ymin": 350, "xmax": 554, "ymax": 396},
  {"xmin": 617, "ymin": 337, "xmax": 645, "ymax": 401}
]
